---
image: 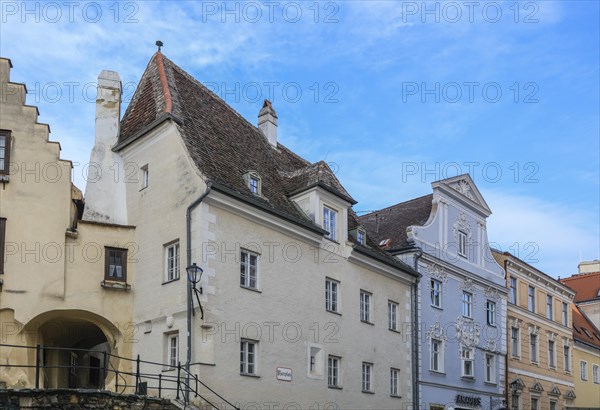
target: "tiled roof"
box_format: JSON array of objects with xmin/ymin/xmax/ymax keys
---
[
  {"xmin": 560, "ymin": 271, "xmax": 600, "ymax": 302},
  {"xmin": 358, "ymin": 194, "xmax": 433, "ymax": 251},
  {"xmin": 572, "ymin": 304, "xmax": 600, "ymax": 348}
]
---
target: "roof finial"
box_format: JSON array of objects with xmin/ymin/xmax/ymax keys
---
[{"xmin": 156, "ymin": 40, "xmax": 163, "ymax": 52}]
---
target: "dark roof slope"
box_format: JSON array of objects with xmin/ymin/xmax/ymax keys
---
[
  {"xmin": 117, "ymin": 52, "xmax": 353, "ymax": 222},
  {"xmin": 358, "ymin": 194, "xmax": 433, "ymax": 251},
  {"xmin": 561, "ymin": 271, "xmax": 600, "ymax": 303}
]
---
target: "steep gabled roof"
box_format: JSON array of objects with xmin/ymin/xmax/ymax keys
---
[
  {"xmin": 117, "ymin": 52, "xmax": 353, "ymax": 224},
  {"xmin": 572, "ymin": 304, "xmax": 600, "ymax": 348},
  {"xmin": 561, "ymin": 271, "xmax": 600, "ymax": 303},
  {"xmin": 358, "ymin": 194, "xmax": 433, "ymax": 251}
]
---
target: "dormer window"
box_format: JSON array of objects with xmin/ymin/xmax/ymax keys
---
[
  {"xmin": 357, "ymin": 229, "xmax": 366, "ymax": 245},
  {"xmin": 323, "ymin": 206, "xmax": 337, "ymax": 241},
  {"xmin": 243, "ymin": 171, "xmax": 262, "ymax": 196}
]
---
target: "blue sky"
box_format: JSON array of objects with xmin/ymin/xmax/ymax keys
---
[{"xmin": 1, "ymin": 1, "xmax": 598, "ymax": 277}]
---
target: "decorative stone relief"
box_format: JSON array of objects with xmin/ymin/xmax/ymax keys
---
[
  {"xmin": 426, "ymin": 322, "xmax": 446, "ymax": 343},
  {"xmin": 484, "ymin": 286, "xmax": 501, "ymax": 301},
  {"xmin": 547, "ymin": 332, "xmax": 557, "ymax": 342},
  {"xmin": 485, "ymin": 337, "xmax": 498, "ymax": 353},
  {"xmin": 427, "ymin": 263, "xmax": 448, "ymax": 284},
  {"xmin": 455, "ymin": 316, "xmax": 481, "ymax": 348},
  {"xmin": 509, "ymin": 317, "xmax": 522, "ymax": 328},
  {"xmin": 453, "ymin": 213, "xmax": 472, "ymax": 239},
  {"xmin": 454, "ymin": 179, "xmax": 475, "ymax": 200},
  {"xmin": 459, "ymin": 278, "xmax": 475, "ymax": 293},
  {"xmin": 528, "ymin": 324, "xmax": 539, "ymax": 336}
]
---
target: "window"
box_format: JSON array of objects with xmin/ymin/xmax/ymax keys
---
[
  {"xmin": 530, "ymin": 333, "xmax": 538, "ymax": 363},
  {"xmin": 0, "ymin": 218, "xmax": 5, "ymax": 275},
  {"xmin": 485, "ymin": 354, "xmax": 495, "ymax": 383},
  {"xmin": 511, "ymin": 395, "xmax": 520, "ymax": 410},
  {"xmin": 360, "ymin": 290, "xmax": 372, "ymax": 323},
  {"xmin": 548, "ymin": 340, "xmax": 556, "ymax": 368},
  {"xmin": 528, "ymin": 286, "xmax": 535, "ymax": 312},
  {"xmin": 308, "ymin": 346, "xmax": 323, "ymax": 378},
  {"xmin": 511, "ymin": 327, "xmax": 520, "ymax": 357},
  {"xmin": 327, "ymin": 356, "xmax": 340, "ymax": 387},
  {"xmin": 362, "ymin": 362, "xmax": 373, "ymax": 392},
  {"xmin": 431, "ymin": 279, "xmax": 442, "ymax": 308},
  {"xmin": 390, "ymin": 368, "xmax": 400, "ymax": 396},
  {"xmin": 593, "ymin": 364, "xmax": 599, "ymax": 384},
  {"xmin": 550, "ymin": 401, "xmax": 557, "ymax": 410},
  {"xmin": 509, "ymin": 277, "xmax": 517, "ymax": 304},
  {"xmin": 531, "ymin": 397, "xmax": 539, "ymax": 410},
  {"xmin": 167, "ymin": 333, "xmax": 179, "ymax": 369},
  {"xmin": 0, "ymin": 131, "xmax": 11, "ymax": 176},
  {"xmin": 562, "ymin": 302, "xmax": 568, "ymax": 326},
  {"xmin": 546, "ymin": 295, "xmax": 553, "ymax": 320},
  {"xmin": 140, "ymin": 164, "xmax": 148, "ymax": 189},
  {"xmin": 165, "ymin": 242, "xmax": 180, "ymax": 282},
  {"xmin": 461, "ymin": 347, "xmax": 474, "ymax": 378},
  {"xmin": 486, "ymin": 300, "xmax": 496, "ymax": 326},
  {"xmin": 462, "ymin": 291, "xmax": 473, "ymax": 318},
  {"xmin": 240, "ymin": 249, "xmax": 258, "ymax": 289},
  {"xmin": 325, "ymin": 278, "xmax": 339, "ymax": 313},
  {"xmin": 357, "ymin": 229, "xmax": 366, "ymax": 245},
  {"xmin": 388, "ymin": 301, "xmax": 398, "ymax": 331},
  {"xmin": 581, "ymin": 361, "xmax": 588, "ymax": 381},
  {"xmin": 430, "ymin": 339, "xmax": 443, "ymax": 372},
  {"xmin": 243, "ymin": 171, "xmax": 262, "ymax": 195},
  {"xmin": 323, "ymin": 206, "xmax": 337, "ymax": 241},
  {"xmin": 249, "ymin": 176, "xmax": 259, "ymax": 194},
  {"xmin": 240, "ymin": 340, "xmax": 257, "ymax": 375},
  {"xmin": 105, "ymin": 247, "xmax": 127, "ymax": 281},
  {"xmin": 564, "ymin": 345, "xmax": 571, "ymax": 372},
  {"xmin": 458, "ymin": 230, "xmax": 467, "ymax": 257}
]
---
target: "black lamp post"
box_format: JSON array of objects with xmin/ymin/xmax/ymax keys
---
[{"xmin": 185, "ymin": 263, "xmax": 203, "ymax": 403}]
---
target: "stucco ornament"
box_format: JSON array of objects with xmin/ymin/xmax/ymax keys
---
[
  {"xmin": 426, "ymin": 322, "xmax": 447, "ymax": 343},
  {"xmin": 484, "ymin": 286, "xmax": 500, "ymax": 301},
  {"xmin": 459, "ymin": 278, "xmax": 475, "ymax": 293},
  {"xmin": 454, "ymin": 179, "xmax": 475, "ymax": 200},
  {"xmin": 453, "ymin": 212, "xmax": 472, "ymax": 241},
  {"xmin": 427, "ymin": 263, "xmax": 448, "ymax": 283},
  {"xmin": 455, "ymin": 316, "xmax": 480, "ymax": 348},
  {"xmin": 485, "ymin": 337, "xmax": 498, "ymax": 353}
]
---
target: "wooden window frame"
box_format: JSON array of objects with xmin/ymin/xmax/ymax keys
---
[
  {"xmin": 104, "ymin": 247, "xmax": 128, "ymax": 282},
  {"xmin": 0, "ymin": 130, "xmax": 11, "ymax": 176}
]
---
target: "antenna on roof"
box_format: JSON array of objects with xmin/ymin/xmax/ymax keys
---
[{"xmin": 156, "ymin": 40, "xmax": 163, "ymax": 52}]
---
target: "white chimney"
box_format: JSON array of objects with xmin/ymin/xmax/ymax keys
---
[
  {"xmin": 258, "ymin": 99, "xmax": 278, "ymax": 147},
  {"xmin": 82, "ymin": 70, "xmax": 128, "ymax": 225}
]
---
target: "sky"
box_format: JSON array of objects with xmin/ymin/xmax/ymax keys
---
[{"xmin": 1, "ymin": 0, "xmax": 598, "ymax": 278}]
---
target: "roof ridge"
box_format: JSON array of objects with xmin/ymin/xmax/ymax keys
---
[
  {"xmin": 360, "ymin": 193, "xmax": 433, "ymax": 217},
  {"xmin": 562, "ymin": 271, "xmax": 600, "ymax": 280}
]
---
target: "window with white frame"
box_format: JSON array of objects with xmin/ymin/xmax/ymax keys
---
[
  {"xmin": 458, "ymin": 230, "xmax": 467, "ymax": 257},
  {"xmin": 240, "ymin": 340, "xmax": 257, "ymax": 375},
  {"xmin": 360, "ymin": 290, "xmax": 372, "ymax": 323},
  {"xmin": 530, "ymin": 333, "xmax": 538, "ymax": 363},
  {"xmin": 509, "ymin": 277, "xmax": 517, "ymax": 304},
  {"xmin": 430, "ymin": 339, "xmax": 443, "ymax": 372},
  {"xmin": 357, "ymin": 229, "xmax": 366, "ymax": 245},
  {"xmin": 462, "ymin": 291, "xmax": 473, "ymax": 318},
  {"xmin": 593, "ymin": 364, "xmax": 599, "ymax": 384},
  {"xmin": 511, "ymin": 395, "xmax": 520, "ymax": 410},
  {"xmin": 548, "ymin": 340, "xmax": 556, "ymax": 368},
  {"xmin": 486, "ymin": 300, "xmax": 496, "ymax": 326},
  {"xmin": 249, "ymin": 175, "xmax": 260, "ymax": 194},
  {"xmin": 323, "ymin": 206, "xmax": 337, "ymax": 241},
  {"xmin": 362, "ymin": 362, "xmax": 373, "ymax": 392},
  {"xmin": 531, "ymin": 397, "xmax": 539, "ymax": 410},
  {"xmin": 550, "ymin": 401, "xmax": 557, "ymax": 410},
  {"xmin": 390, "ymin": 368, "xmax": 400, "ymax": 397},
  {"xmin": 165, "ymin": 242, "xmax": 180, "ymax": 282},
  {"xmin": 485, "ymin": 354, "xmax": 495, "ymax": 383},
  {"xmin": 511, "ymin": 327, "xmax": 520, "ymax": 357},
  {"xmin": 388, "ymin": 301, "xmax": 398, "ymax": 331},
  {"xmin": 546, "ymin": 295, "xmax": 553, "ymax": 320},
  {"xmin": 325, "ymin": 278, "xmax": 339, "ymax": 313},
  {"xmin": 431, "ymin": 279, "xmax": 442, "ymax": 308},
  {"xmin": 140, "ymin": 164, "xmax": 149, "ymax": 190},
  {"xmin": 240, "ymin": 249, "xmax": 258, "ymax": 289},
  {"xmin": 167, "ymin": 333, "xmax": 179, "ymax": 369},
  {"xmin": 528, "ymin": 286, "xmax": 536, "ymax": 313},
  {"xmin": 461, "ymin": 347, "xmax": 474, "ymax": 378},
  {"xmin": 562, "ymin": 302, "xmax": 568, "ymax": 326},
  {"xmin": 581, "ymin": 361, "xmax": 588, "ymax": 381},
  {"xmin": 564, "ymin": 345, "xmax": 571, "ymax": 372},
  {"xmin": 327, "ymin": 355, "xmax": 340, "ymax": 387}
]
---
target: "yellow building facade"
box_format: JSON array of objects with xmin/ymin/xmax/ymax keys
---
[
  {"xmin": 0, "ymin": 57, "xmax": 135, "ymax": 390},
  {"xmin": 570, "ymin": 305, "xmax": 600, "ymax": 409},
  {"xmin": 494, "ymin": 251, "xmax": 576, "ymax": 410}
]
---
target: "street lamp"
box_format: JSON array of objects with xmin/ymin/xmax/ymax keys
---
[{"xmin": 185, "ymin": 263, "xmax": 203, "ymax": 404}]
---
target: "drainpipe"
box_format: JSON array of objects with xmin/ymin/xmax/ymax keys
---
[
  {"xmin": 504, "ymin": 258, "xmax": 509, "ymax": 410},
  {"xmin": 412, "ymin": 248, "xmax": 423, "ymax": 410},
  {"xmin": 185, "ymin": 181, "xmax": 212, "ymax": 404}
]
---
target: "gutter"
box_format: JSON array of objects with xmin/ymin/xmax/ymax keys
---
[
  {"xmin": 185, "ymin": 181, "xmax": 213, "ymax": 403},
  {"xmin": 412, "ymin": 248, "xmax": 423, "ymax": 410}
]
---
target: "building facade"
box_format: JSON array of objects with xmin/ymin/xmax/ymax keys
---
[
  {"xmin": 0, "ymin": 58, "xmax": 135, "ymax": 389},
  {"xmin": 569, "ymin": 304, "xmax": 600, "ymax": 409},
  {"xmin": 493, "ymin": 251, "xmax": 576, "ymax": 410},
  {"xmin": 360, "ymin": 175, "xmax": 508, "ymax": 410},
  {"xmin": 561, "ymin": 262, "xmax": 600, "ymax": 334}
]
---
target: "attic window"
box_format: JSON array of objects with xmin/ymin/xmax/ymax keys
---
[
  {"xmin": 379, "ymin": 238, "xmax": 391, "ymax": 248},
  {"xmin": 574, "ymin": 325, "xmax": 581, "ymax": 334},
  {"xmin": 582, "ymin": 328, "xmax": 593, "ymax": 338},
  {"xmin": 243, "ymin": 171, "xmax": 262, "ymax": 196},
  {"xmin": 357, "ymin": 229, "xmax": 366, "ymax": 245}
]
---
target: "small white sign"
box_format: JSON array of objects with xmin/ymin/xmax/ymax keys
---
[{"xmin": 276, "ymin": 367, "xmax": 292, "ymax": 381}]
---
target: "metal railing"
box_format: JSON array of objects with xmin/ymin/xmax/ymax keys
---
[{"xmin": 0, "ymin": 343, "xmax": 240, "ymax": 409}]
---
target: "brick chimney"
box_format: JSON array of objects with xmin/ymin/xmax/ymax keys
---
[
  {"xmin": 258, "ymin": 99, "xmax": 278, "ymax": 147},
  {"xmin": 82, "ymin": 70, "xmax": 128, "ymax": 225}
]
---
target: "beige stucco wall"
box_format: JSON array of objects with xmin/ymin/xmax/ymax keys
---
[{"xmin": 572, "ymin": 342, "xmax": 600, "ymax": 408}]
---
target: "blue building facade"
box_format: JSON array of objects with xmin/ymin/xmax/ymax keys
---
[{"xmin": 360, "ymin": 175, "xmax": 508, "ymax": 410}]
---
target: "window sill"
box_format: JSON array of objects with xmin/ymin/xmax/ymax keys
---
[
  {"xmin": 361, "ymin": 320, "xmax": 374, "ymax": 326},
  {"xmin": 431, "ymin": 305, "xmax": 443, "ymax": 311},
  {"xmin": 461, "ymin": 376, "xmax": 475, "ymax": 381},
  {"xmin": 429, "ymin": 370, "xmax": 445, "ymax": 375},
  {"xmin": 324, "ymin": 237, "xmax": 340, "ymax": 245},
  {"xmin": 487, "ymin": 323, "xmax": 497, "ymax": 328},
  {"xmin": 462, "ymin": 316, "xmax": 474, "ymax": 321},
  {"xmin": 361, "ymin": 390, "xmax": 374, "ymax": 394},
  {"xmin": 240, "ymin": 285, "xmax": 262, "ymax": 293},
  {"xmin": 101, "ymin": 280, "xmax": 130, "ymax": 291},
  {"xmin": 390, "ymin": 395, "xmax": 402, "ymax": 399},
  {"xmin": 240, "ymin": 373, "xmax": 260, "ymax": 378},
  {"xmin": 326, "ymin": 309, "xmax": 342, "ymax": 316},
  {"xmin": 328, "ymin": 385, "xmax": 342, "ymax": 390},
  {"xmin": 162, "ymin": 368, "xmax": 176, "ymax": 373},
  {"xmin": 484, "ymin": 381, "xmax": 497, "ymax": 386},
  {"xmin": 389, "ymin": 328, "xmax": 401, "ymax": 334},
  {"xmin": 162, "ymin": 278, "xmax": 180, "ymax": 285},
  {"xmin": 139, "ymin": 186, "xmax": 148, "ymax": 192}
]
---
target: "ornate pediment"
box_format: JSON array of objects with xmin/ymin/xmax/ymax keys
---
[
  {"xmin": 528, "ymin": 324, "xmax": 540, "ymax": 336},
  {"xmin": 426, "ymin": 322, "xmax": 446, "ymax": 342},
  {"xmin": 427, "ymin": 263, "xmax": 448, "ymax": 284},
  {"xmin": 529, "ymin": 380, "xmax": 544, "ymax": 393},
  {"xmin": 565, "ymin": 390, "xmax": 576, "ymax": 400},
  {"xmin": 510, "ymin": 378, "xmax": 526, "ymax": 391},
  {"xmin": 432, "ymin": 174, "xmax": 492, "ymax": 216},
  {"xmin": 549, "ymin": 385, "xmax": 561, "ymax": 396},
  {"xmin": 454, "ymin": 178, "xmax": 475, "ymax": 200}
]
